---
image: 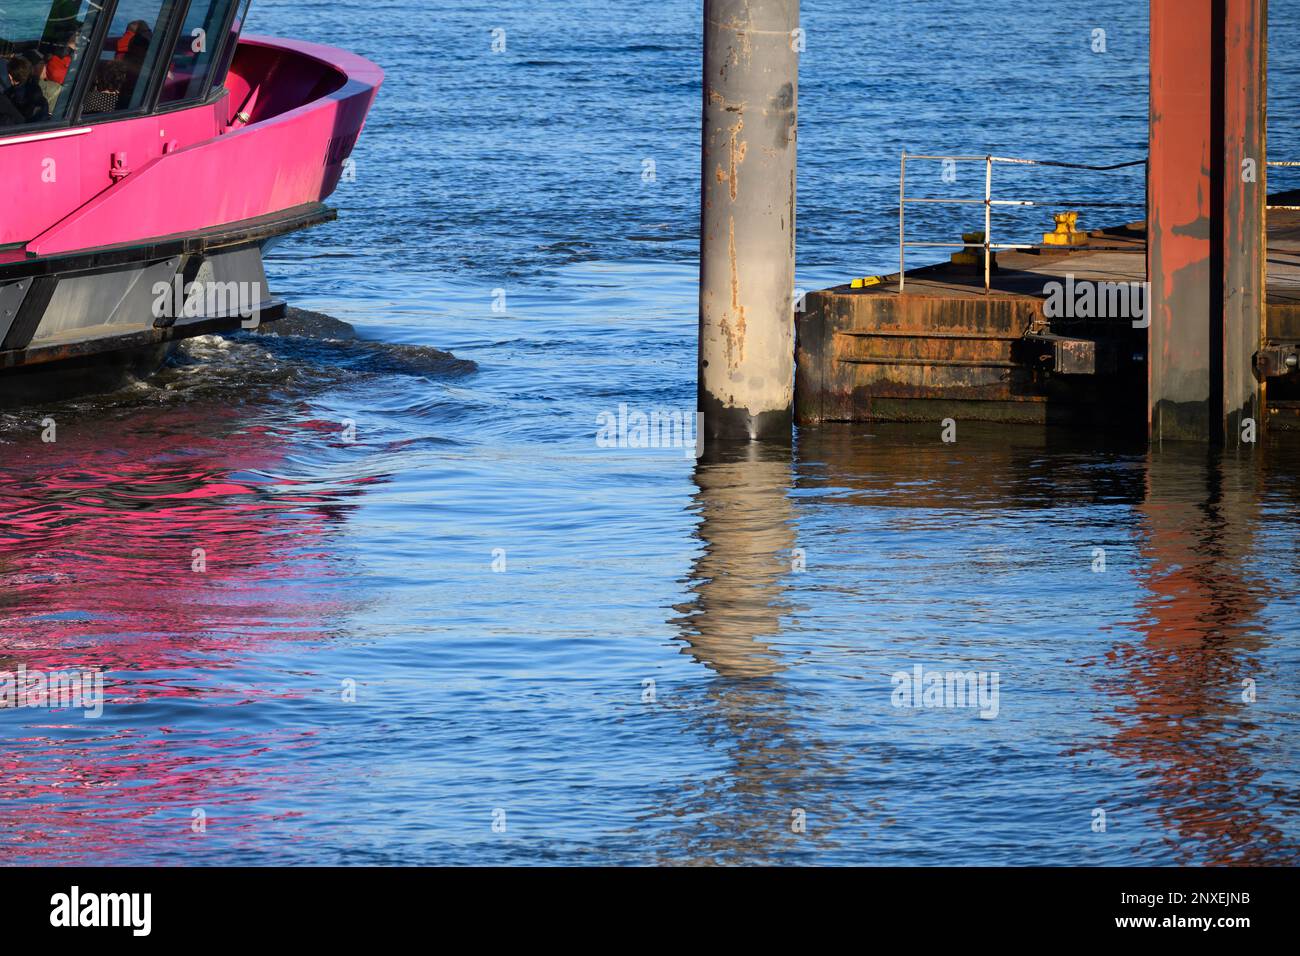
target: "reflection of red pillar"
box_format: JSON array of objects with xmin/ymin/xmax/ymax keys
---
[
  {"xmin": 1116, "ymin": 454, "xmax": 1280, "ymax": 863},
  {"xmin": 1149, "ymin": 0, "xmax": 1267, "ymax": 444}
]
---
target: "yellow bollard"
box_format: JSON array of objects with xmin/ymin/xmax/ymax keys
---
[
  {"xmin": 950, "ymin": 231, "xmax": 991, "ymax": 268},
  {"xmin": 1042, "ymin": 211, "xmax": 1088, "ymax": 247}
]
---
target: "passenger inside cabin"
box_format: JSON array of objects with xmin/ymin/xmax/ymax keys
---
[
  {"xmin": 115, "ymin": 20, "xmax": 154, "ymax": 103},
  {"xmin": 0, "ymin": 79, "xmax": 20, "ymax": 127},
  {"xmin": 3, "ymin": 55, "xmax": 51, "ymax": 124},
  {"xmin": 44, "ymin": 26, "xmax": 81, "ymax": 86},
  {"xmin": 117, "ymin": 21, "xmax": 153, "ymax": 64},
  {"xmin": 30, "ymin": 52, "xmax": 63, "ymax": 115},
  {"xmin": 84, "ymin": 59, "xmax": 129, "ymax": 114},
  {"xmin": 0, "ymin": 41, "xmax": 16, "ymax": 91}
]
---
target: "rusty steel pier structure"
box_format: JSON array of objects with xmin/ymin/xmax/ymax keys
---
[{"xmin": 794, "ymin": 0, "xmax": 1293, "ymax": 444}]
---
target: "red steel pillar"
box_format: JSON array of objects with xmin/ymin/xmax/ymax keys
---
[
  {"xmin": 1148, "ymin": 0, "xmax": 1267, "ymax": 444},
  {"xmin": 1222, "ymin": 0, "xmax": 1268, "ymax": 447}
]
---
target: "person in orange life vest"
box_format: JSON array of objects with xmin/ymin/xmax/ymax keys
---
[
  {"xmin": 45, "ymin": 26, "xmax": 81, "ymax": 85},
  {"xmin": 116, "ymin": 21, "xmax": 153, "ymax": 62},
  {"xmin": 114, "ymin": 20, "xmax": 153, "ymax": 103}
]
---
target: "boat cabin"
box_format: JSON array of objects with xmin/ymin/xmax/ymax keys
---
[{"xmin": 1, "ymin": 1, "xmax": 248, "ymax": 131}]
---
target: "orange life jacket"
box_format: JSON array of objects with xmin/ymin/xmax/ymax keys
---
[{"xmin": 46, "ymin": 53, "xmax": 70, "ymax": 84}]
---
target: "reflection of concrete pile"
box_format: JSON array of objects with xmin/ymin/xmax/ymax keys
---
[
  {"xmin": 656, "ymin": 443, "xmax": 865, "ymax": 863},
  {"xmin": 674, "ymin": 444, "xmax": 796, "ymax": 679}
]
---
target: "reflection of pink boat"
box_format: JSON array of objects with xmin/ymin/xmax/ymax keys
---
[{"xmin": 0, "ymin": 1, "xmax": 382, "ymax": 399}]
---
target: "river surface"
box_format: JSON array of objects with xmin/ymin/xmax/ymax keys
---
[{"xmin": 2, "ymin": 0, "xmax": 1299, "ymax": 865}]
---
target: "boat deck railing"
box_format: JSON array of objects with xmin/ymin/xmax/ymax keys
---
[{"xmin": 898, "ymin": 152, "xmax": 1146, "ymax": 294}]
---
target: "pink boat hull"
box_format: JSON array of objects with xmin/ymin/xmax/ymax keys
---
[
  {"xmin": 2, "ymin": 36, "xmax": 383, "ymax": 257},
  {"xmin": 0, "ymin": 36, "xmax": 383, "ymax": 391}
]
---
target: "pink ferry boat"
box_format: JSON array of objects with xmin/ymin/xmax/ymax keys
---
[{"xmin": 0, "ymin": 0, "xmax": 382, "ymax": 401}]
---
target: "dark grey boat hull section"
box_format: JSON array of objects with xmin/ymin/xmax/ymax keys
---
[
  {"xmin": 0, "ymin": 202, "xmax": 332, "ymax": 374},
  {"xmin": 1, "ymin": 247, "xmax": 269, "ymax": 350}
]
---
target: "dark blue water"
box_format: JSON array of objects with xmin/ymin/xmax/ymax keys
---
[{"xmin": 2, "ymin": 0, "xmax": 1299, "ymax": 865}]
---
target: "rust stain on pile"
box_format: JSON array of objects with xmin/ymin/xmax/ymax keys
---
[{"xmin": 724, "ymin": 217, "xmax": 747, "ymax": 368}]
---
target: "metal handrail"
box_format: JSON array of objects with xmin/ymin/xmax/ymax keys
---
[{"xmin": 899, "ymin": 153, "xmax": 1146, "ymax": 294}]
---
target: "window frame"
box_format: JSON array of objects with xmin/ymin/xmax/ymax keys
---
[
  {"xmin": 0, "ymin": 0, "xmax": 114, "ymax": 134},
  {"xmin": 155, "ymin": 0, "xmax": 243, "ymax": 110},
  {"xmin": 207, "ymin": 0, "xmax": 250, "ymax": 96},
  {"xmin": 70, "ymin": 0, "xmax": 192, "ymax": 125},
  {"xmin": 0, "ymin": 0, "xmax": 250, "ymax": 138}
]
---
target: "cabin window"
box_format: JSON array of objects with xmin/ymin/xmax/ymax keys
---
[
  {"xmin": 208, "ymin": 0, "xmax": 250, "ymax": 94},
  {"xmin": 157, "ymin": 0, "xmax": 237, "ymax": 106},
  {"xmin": 81, "ymin": 0, "xmax": 186, "ymax": 117},
  {"xmin": 0, "ymin": 1, "xmax": 106, "ymax": 128}
]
